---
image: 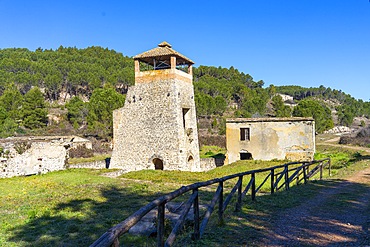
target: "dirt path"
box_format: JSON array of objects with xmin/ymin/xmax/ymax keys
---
[
  {"xmin": 317, "ymin": 142, "xmax": 370, "ymax": 153},
  {"xmin": 317, "ymin": 136, "xmax": 370, "ymax": 154},
  {"xmin": 261, "ymin": 166, "xmax": 370, "ymax": 246}
]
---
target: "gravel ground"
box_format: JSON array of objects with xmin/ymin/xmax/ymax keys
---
[{"xmin": 260, "ymin": 166, "xmax": 370, "ymax": 246}]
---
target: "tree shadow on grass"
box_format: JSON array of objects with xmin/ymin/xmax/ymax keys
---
[
  {"xmin": 7, "ymin": 177, "xmax": 370, "ymax": 247},
  {"xmin": 7, "ymin": 185, "xmax": 160, "ymax": 247},
  {"xmin": 354, "ymin": 155, "xmax": 370, "ymax": 161}
]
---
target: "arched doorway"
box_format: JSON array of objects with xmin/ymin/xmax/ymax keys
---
[{"xmin": 153, "ymin": 158, "xmax": 164, "ymax": 170}]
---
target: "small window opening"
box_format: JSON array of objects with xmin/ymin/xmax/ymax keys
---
[
  {"xmin": 176, "ymin": 63, "xmax": 190, "ymax": 73},
  {"xmin": 187, "ymin": 156, "xmax": 194, "ymax": 162},
  {"xmin": 153, "ymin": 158, "xmax": 164, "ymax": 170},
  {"xmin": 240, "ymin": 152, "xmax": 252, "ymax": 160},
  {"xmin": 182, "ymin": 108, "xmax": 190, "ymax": 129},
  {"xmin": 153, "ymin": 58, "xmax": 170, "ymax": 70},
  {"xmin": 240, "ymin": 128, "xmax": 250, "ymax": 141}
]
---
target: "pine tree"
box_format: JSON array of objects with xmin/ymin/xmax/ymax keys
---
[{"xmin": 22, "ymin": 87, "xmax": 48, "ymax": 129}]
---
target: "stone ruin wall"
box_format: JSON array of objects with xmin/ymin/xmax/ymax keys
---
[
  {"xmin": 0, "ymin": 141, "xmax": 67, "ymax": 178},
  {"xmin": 0, "ymin": 136, "xmax": 92, "ymax": 178},
  {"xmin": 110, "ymin": 78, "xmax": 200, "ymax": 172}
]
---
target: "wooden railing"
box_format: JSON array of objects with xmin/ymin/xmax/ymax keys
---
[{"xmin": 90, "ymin": 158, "xmax": 331, "ymax": 247}]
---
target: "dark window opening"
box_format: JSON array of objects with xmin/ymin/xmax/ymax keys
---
[
  {"xmin": 240, "ymin": 128, "xmax": 250, "ymax": 141},
  {"xmin": 153, "ymin": 158, "xmax": 164, "ymax": 170},
  {"xmin": 182, "ymin": 108, "xmax": 190, "ymax": 129},
  {"xmin": 187, "ymin": 156, "xmax": 194, "ymax": 162},
  {"xmin": 240, "ymin": 152, "xmax": 252, "ymax": 160}
]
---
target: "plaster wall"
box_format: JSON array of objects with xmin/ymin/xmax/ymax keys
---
[{"xmin": 226, "ymin": 118, "xmax": 315, "ymax": 164}]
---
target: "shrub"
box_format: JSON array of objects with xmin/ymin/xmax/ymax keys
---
[
  {"xmin": 14, "ymin": 141, "xmax": 31, "ymax": 154},
  {"xmin": 90, "ymin": 138, "xmax": 112, "ymax": 154},
  {"xmin": 199, "ymin": 135, "xmax": 226, "ymax": 148},
  {"xmin": 69, "ymin": 145, "xmax": 94, "ymax": 158}
]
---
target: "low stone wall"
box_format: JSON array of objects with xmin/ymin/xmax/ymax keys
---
[
  {"xmin": 0, "ymin": 142, "xmax": 67, "ymax": 178},
  {"xmin": 200, "ymin": 157, "xmax": 225, "ymax": 171},
  {"xmin": 0, "ymin": 135, "xmax": 93, "ymax": 178},
  {"xmin": 68, "ymin": 158, "xmax": 110, "ymax": 169}
]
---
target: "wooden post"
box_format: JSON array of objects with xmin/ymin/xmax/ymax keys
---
[
  {"xmin": 251, "ymin": 173, "xmax": 256, "ymax": 201},
  {"xmin": 235, "ymin": 176, "xmax": 243, "ymax": 212},
  {"xmin": 134, "ymin": 60, "xmax": 140, "ymax": 73},
  {"xmin": 320, "ymin": 162, "xmax": 323, "ymax": 180},
  {"xmin": 218, "ymin": 181, "xmax": 224, "ymax": 224},
  {"xmin": 307, "ymin": 164, "xmax": 310, "ymax": 181},
  {"xmin": 296, "ymin": 167, "xmax": 300, "ymax": 185},
  {"xmin": 270, "ymin": 169, "xmax": 275, "ymax": 194},
  {"xmin": 193, "ymin": 188, "xmax": 200, "ymax": 240},
  {"xmin": 170, "ymin": 56, "xmax": 176, "ymax": 70},
  {"xmin": 157, "ymin": 203, "xmax": 165, "ymax": 247},
  {"xmin": 303, "ymin": 165, "xmax": 307, "ymax": 184},
  {"xmin": 284, "ymin": 165, "xmax": 289, "ymax": 190},
  {"xmin": 200, "ymin": 186, "xmax": 222, "ymax": 237},
  {"xmin": 328, "ymin": 158, "xmax": 331, "ymax": 176},
  {"xmin": 188, "ymin": 64, "xmax": 193, "ymax": 75},
  {"xmin": 112, "ymin": 238, "xmax": 119, "ymax": 247}
]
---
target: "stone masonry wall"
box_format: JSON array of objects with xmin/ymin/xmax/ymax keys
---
[
  {"xmin": 68, "ymin": 159, "xmax": 109, "ymax": 169},
  {"xmin": 110, "ymin": 74, "xmax": 200, "ymax": 172},
  {"xmin": 199, "ymin": 157, "xmax": 225, "ymax": 171},
  {"xmin": 0, "ymin": 141, "xmax": 67, "ymax": 178},
  {"xmin": 0, "ymin": 136, "xmax": 92, "ymax": 178}
]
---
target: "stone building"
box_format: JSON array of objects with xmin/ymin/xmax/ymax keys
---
[
  {"xmin": 110, "ymin": 42, "xmax": 200, "ymax": 172},
  {"xmin": 225, "ymin": 117, "xmax": 315, "ymax": 164}
]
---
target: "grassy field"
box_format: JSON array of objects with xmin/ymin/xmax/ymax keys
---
[{"xmin": 1, "ymin": 143, "xmax": 369, "ymax": 246}]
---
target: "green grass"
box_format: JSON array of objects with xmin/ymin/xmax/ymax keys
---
[
  {"xmin": 1, "ymin": 143, "xmax": 369, "ymax": 246},
  {"xmin": 315, "ymin": 144, "xmax": 370, "ymax": 177},
  {"xmin": 199, "ymin": 145, "xmax": 226, "ymax": 158},
  {"xmin": 0, "ymin": 169, "xmax": 176, "ymax": 247}
]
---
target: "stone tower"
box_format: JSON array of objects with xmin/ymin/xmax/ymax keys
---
[{"xmin": 110, "ymin": 42, "xmax": 200, "ymax": 172}]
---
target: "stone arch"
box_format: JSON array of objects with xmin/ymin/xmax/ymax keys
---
[
  {"xmin": 148, "ymin": 154, "xmax": 165, "ymax": 170},
  {"xmin": 187, "ymin": 153, "xmax": 194, "ymax": 167},
  {"xmin": 240, "ymin": 149, "xmax": 253, "ymax": 160},
  {"xmin": 153, "ymin": 158, "xmax": 163, "ymax": 170}
]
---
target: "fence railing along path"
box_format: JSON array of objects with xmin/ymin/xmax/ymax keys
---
[{"xmin": 91, "ymin": 158, "xmax": 331, "ymax": 247}]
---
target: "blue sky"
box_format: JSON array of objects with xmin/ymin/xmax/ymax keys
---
[{"xmin": 1, "ymin": 0, "xmax": 369, "ymax": 101}]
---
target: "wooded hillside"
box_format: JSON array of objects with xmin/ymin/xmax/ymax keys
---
[{"xmin": 0, "ymin": 46, "xmax": 369, "ymax": 140}]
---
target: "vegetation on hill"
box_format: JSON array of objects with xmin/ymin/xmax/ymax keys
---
[
  {"xmin": 0, "ymin": 46, "xmax": 369, "ymax": 140},
  {"xmin": 193, "ymin": 65, "xmax": 268, "ymax": 117},
  {"xmin": 0, "ymin": 46, "xmax": 134, "ymax": 99},
  {"xmin": 292, "ymin": 99, "xmax": 334, "ymax": 133},
  {"xmin": 275, "ymin": 85, "xmax": 370, "ymax": 126}
]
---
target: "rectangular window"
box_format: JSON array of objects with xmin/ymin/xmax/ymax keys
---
[
  {"xmin": 182, "ymin": 108, "xmax": 189, "ymax": 129},
  {"xmin": 240, "ymin": 128, "xmax": 250, "ymax": 141}
]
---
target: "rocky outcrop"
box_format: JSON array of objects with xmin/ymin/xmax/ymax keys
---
[{"xmin": 324, "ymin": 126, "xmax": 353, "ymax": 134}]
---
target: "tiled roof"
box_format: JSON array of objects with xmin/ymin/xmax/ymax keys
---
[{"xmin": 133, "ymin": 41, "xmax": 194, "ymax": 65}]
